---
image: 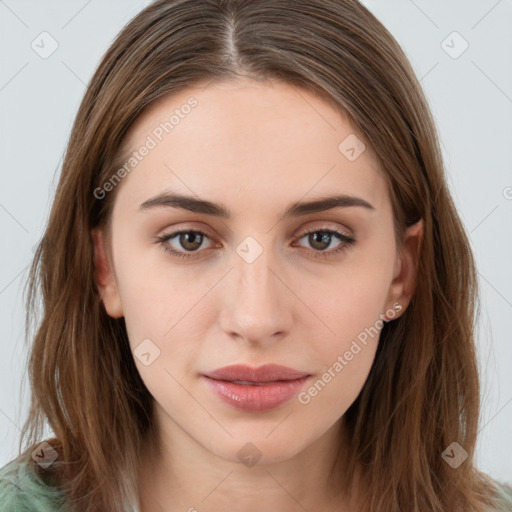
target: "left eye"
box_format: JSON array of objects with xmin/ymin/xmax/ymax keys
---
[
  {"xmin": 295, "ymin": 229, "xmax": 354, "ymax": 253},
  {"xmin": 156, "ymin": 227, "xmax": 356, "ymax": 259}
]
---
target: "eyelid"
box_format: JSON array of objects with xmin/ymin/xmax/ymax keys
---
[
  {"xmin": 157, "ymin": 223, "xmax": 216, "ymax": 242},
  {"xmin": 157, "ymin": 221, "xmax": 353, "ymax": 243},
  {"xmin": 294, "ymin": 222, "xmax": 353, "ymax": 240},
  {"xmin": 156, "ymin": 221, "xmax": 356, "ymax": 259}
]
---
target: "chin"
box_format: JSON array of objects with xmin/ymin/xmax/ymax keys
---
[{"xmin": 202, "ymin": 432, "xmax": 309, "ymax": 467}]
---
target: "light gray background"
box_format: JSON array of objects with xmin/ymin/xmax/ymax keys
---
[{"xmin": 1, "ymin": 0, "xmax": 511, "ymax": 483}]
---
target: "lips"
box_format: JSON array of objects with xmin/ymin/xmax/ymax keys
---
[
  {"xmin": 203, "ymin": 364, "xmax": 310, "ymax": 383},
  {"xmin": 202, "ymin": 364, "xmax": 311, "ymax": 412}
]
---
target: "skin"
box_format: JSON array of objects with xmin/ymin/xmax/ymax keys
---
[{"xmin": 92, "ymin": 78, "xmax": 423, "ymax": 512}]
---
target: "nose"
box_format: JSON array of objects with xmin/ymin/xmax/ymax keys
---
[{"xmin": 217, "ymin": 243, "xmax": 294, "ymax": 347}]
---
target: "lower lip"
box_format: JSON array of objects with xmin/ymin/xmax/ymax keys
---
[{"xmin": 203, "ymin": 376, "xmax": 310, "ymax": 412}]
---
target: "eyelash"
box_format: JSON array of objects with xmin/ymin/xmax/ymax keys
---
[{"xmin": 155, "ymin": 227, "xmax": 356, "ymax": 260}]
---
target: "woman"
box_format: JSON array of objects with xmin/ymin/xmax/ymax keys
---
[{"xmin": 0, "ymin": 0, "xmax": 510, "ymax": 511}]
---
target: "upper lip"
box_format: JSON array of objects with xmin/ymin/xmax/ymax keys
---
[{"xmin": 203, "ymin": 364, "xmax": 310, "ymax": 383}]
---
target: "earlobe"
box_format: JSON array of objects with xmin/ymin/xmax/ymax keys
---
[
  {"xmin": 385, "ymin": 219, "xmax": 424, "ymax": 319},
  {"xmin": 91, "ymin": 228, "xmax": 123, "ymax": 319}
]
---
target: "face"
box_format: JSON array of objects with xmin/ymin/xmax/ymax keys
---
[{"xmin": 93, "ymin": 78, "xmax": 422, "ymax": 466}]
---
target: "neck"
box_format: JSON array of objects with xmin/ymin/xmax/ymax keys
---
[{"xmin": 137, "ymin": 409, "xmax": 363, "ymax": 512}]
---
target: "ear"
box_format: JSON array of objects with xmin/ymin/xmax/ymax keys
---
[
  {"xmin": 384, "ymin": 219, "xmax": 424, "ymax": 320},
  {"xmin": 91, "ymin": 228, "xmax": 123, "ymax": 318}
]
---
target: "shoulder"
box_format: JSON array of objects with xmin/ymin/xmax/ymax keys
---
[
  {"xmin": 493, "ymin": 481, "xmax": 512, "ymax": 511},
  {"xmin": 0, "ymin": 454, "xmax": 68, "ymax": 511}
]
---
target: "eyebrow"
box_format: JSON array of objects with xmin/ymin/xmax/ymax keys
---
[{"xmin": 139, "ymin": 192, "xmax": 375, "ymax": 218}]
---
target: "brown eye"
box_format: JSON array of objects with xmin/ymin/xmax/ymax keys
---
[
  {"xmin": 295, "ymin": 228, "xmax": 355, "ymax": 257},
  {"xmin": 307, "ymin": 231, "xmax": 335, "ymax": 251},
  {"xmin": 156, "ymin": 229, "xmax": 213, "ymax": 259},
  {"xmin": 176, "ymin": 231, "xmax": 204, "ymax": 251}
]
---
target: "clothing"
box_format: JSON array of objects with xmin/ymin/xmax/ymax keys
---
[
  {"xmin": 0, "ymin": 455, "xmax": 68, "ymax": 511},
  {"xmin": 496, "ymin": 483, "xmax": 512, "ymax": 511},
  {"xmin": 1, "ymin": 455, "xmax": 512, "ymax": 511}
]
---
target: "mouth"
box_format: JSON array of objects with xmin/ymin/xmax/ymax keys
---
[{"xmin": 202, "ymin": 364, "xmax": 311, "ymax": 412}]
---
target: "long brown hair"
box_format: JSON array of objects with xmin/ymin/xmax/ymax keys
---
[{"xmin": 17, "ymin": 0, "xmax": 507, "ymax": 510}]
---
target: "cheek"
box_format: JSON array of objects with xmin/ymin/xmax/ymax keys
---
[
  {"xmin": 298, "ymin": 342, "xmax": 378, "ymax": 420},
  {"xmin": 112, "ymin": 239, "xmax": 208, "ymax": 343},
  {"xmin": 305, "ymin": 257, "xmax": 392, "ymax": 342},
  {"xmin": 299, "ymin": 283, "xmax": 384, "ymax": 414},
  {"xmin": 113, "ymin": 252, "xmax": 215, "ymax": 405},
  {"xmin": 296, "ymin": 256, "xmax": 391, "ymax": 409}
]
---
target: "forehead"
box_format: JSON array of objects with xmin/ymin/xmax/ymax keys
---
[{"xmin": 115, "ymin": 78, "xmax": 388, "ymax": 213}]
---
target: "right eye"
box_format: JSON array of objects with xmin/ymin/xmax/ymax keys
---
[{"xmin": 156, "ymin": 228, "xmax": 216, "ymax": 259}]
